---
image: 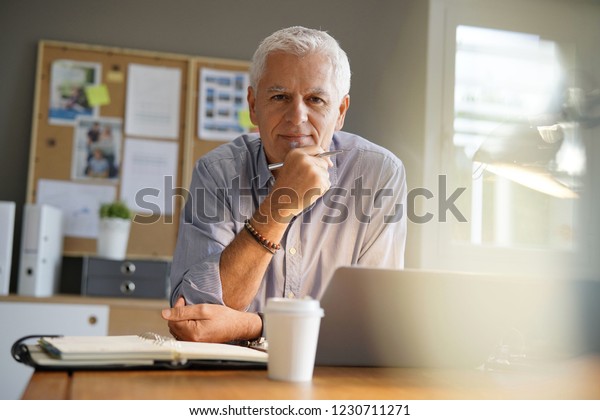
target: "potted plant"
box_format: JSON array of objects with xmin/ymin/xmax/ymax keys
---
[{"xmin": 97, "ymin": 200, "xmax": 132, "ymax": 260}]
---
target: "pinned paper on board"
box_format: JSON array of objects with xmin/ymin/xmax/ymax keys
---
[
  {"xmin": 71, "ymin": 116, "xmax": 122, "ymax": 182},
  {"xmin": 106, "ymin": 69, "xmax": 124, "ymax": 83},
  {"xmin": 48, "ymin": 59, "xmax": 101, "ymax": 125},
  {"xmin": 238, "ymin": 109, "xmax": 257, "ymax": 131},
  {"xmin": 198, "ymin": 67, "xmax": 253, "ymax": 141},
  {"xmin": 36, "ymin": 179, "xmax": 116, "ymax": 238},
  {"xmin": 84, "ymin": 84, "xmax": 111, "ymax": 107},
  {"xmin": 125, "ymin": 64, "xmax": 182, "ymax": 140},
  {"xmin": 120, "ymin": 138, "xmax": 179, "ymax": 216}
]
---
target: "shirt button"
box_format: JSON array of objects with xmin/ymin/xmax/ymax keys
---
[{"xmin": 289, "ymin": 247, "xmax": 297, "ymax": 255}]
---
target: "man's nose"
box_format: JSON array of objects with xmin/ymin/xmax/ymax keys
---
[{"xmin": 285, "ymin": 99, "xmax": 308, "ymax": 125}]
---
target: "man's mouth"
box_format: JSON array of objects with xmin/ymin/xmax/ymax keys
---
[{"xmin": 280, "ymin": 134, "xmax": 312, "ymax": 147}]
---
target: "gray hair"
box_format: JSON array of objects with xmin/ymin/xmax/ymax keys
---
[{"xmin": 249, "ymin": 26, "xmax": 351, "ymax": 100}]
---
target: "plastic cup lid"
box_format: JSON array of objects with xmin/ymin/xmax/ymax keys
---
[{"xmin": 265, "ymin": 297, "xmax": 323, "ymax": 315}]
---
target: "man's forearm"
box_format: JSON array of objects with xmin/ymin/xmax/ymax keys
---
[
  {"xmin": 219, "ymin": 229, "xmax": 275, "ymax": 310},
  {"xmin": 219, "ymin": 195, "xmax": 291, "ymax": 310}
]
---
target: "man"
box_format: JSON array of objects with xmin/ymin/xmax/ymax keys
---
[
  {"xmin": 86, "ymin": 148, "xmax": 110, "ymax": 178},
  {"xmin": 162, "ymin": 26, "xmax": 407, "ymax": 343}
]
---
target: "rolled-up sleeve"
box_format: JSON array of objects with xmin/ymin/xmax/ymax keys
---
[{"xmin": 169, "ymin": 158, "xmax": 237, "ymax": 307}]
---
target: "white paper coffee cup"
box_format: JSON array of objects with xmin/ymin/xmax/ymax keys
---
[{"xmin": 264, "ymin": 297, "xmax": 324, "ymax": 382}]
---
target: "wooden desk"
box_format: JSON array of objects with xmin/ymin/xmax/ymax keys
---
[{"xmin": 22, "ymin": 354, "xmax": 600, "ymax": 400}]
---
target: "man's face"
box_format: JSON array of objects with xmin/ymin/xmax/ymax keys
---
[{"xmin": 248, "ymin": 52, "xmax": 349, "ymax": 164}]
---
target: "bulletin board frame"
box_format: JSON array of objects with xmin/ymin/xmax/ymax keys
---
[{"xmin": 26, "ymin": 40, "xmax": 250, "ymax": 259}]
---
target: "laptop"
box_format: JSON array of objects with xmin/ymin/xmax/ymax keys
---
[{"xmin": 315, "ymin": 266, "xmax": 554, "ymax": 368}]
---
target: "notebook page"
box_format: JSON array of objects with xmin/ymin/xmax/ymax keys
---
[
  {"xmin": 39, "ymin": 335, "xmax": 174, "ymax": 361},
  {"xmin": 175, "ymin": 341, "xmax": 268, "ymax": 363}
]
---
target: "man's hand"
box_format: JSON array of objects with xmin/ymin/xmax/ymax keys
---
[
  {"xmin": 268, "ymin": 146, "xmax": 333, "ymax": 221},
  {"xmin": 161, "ymin": 297, "xmax": 262, "ymax": 343}
]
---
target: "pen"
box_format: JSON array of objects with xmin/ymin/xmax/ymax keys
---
[{"xmin": 268, "ymin": 150, "xmax": 345, "ymax": 170}]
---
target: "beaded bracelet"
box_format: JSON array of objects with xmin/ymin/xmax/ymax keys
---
[{"xmin": 244, "ymin": 219, "xmax": 281, "ymax": 254}]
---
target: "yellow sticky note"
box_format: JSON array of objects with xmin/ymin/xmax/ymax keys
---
[
  {"xmin": 85, "ymin": 84, "xmax": 111, "ymax": 107},
  {"xmin": 238, "ymin": 109, "xmax": 256, "ymax": 130},
  {"xmin": 106, "ymin": 70, "xmax": 124, "ymax": 83}
]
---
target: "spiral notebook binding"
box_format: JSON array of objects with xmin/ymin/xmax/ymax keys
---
[{"xmin": 138, "ymin": 331, "xmax": 181, "ymax": 350}]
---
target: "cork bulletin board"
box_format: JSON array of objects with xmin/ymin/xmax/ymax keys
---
[{"xmin": 26, "ymin": 40, "xmax": 250, "ymax": 259}]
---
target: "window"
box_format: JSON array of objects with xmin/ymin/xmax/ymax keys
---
[
  {"xmin": 453, "ymin": 25, "xmax": 577, "ymax": 250},
  {"xmin": 421, "ymin": 0, "xmax": 598, "ymax": 275}
]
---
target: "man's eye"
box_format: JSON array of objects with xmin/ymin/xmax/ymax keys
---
[
  {"xmin": 308, "ymin": 97, "xmax": 325, "ymax": 104},
  {"xmin": 271, "ymin": 94, "xmax": 287, "ymax": 101}
]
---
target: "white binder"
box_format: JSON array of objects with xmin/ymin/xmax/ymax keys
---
[
  {"xmin": 0, "ymin": 201, "xmax": 16, "ymax": 295},
  {"xmin": 17, "ymin": 204, "xmax": 65, "ymax": 297}
]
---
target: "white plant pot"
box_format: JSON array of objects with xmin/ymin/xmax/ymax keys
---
[{"xmin": 97, "ymin": 218, "xmax": 131, "ymax": 260}]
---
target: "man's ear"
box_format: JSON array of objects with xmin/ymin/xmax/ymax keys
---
[
  {"xmin": 335, "ymin": 94, "xmax": 350, "ymax": 131},
  {"xmin": 247, "ymin": 86, "xmax": 258, "ymax": 125}
]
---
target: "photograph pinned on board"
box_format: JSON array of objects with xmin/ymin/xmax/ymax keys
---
[
  {"xmin": 71, "ymin": 116, "xmax": 122, "ymax": 182},
  {"xmin": 48, "ymin": 59, "xmax": 101, "ymax": 125},
  {"xmin": 198, "ymin": 67, "xmax": 256, "ymax": 141}
]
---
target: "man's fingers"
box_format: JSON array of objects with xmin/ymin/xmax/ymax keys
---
[
  {"xmin": 161, "ymin": 300, "xmax": 216, "ymax": 322},
  {"xmin": 322, "ymin": 156, "xmax": 334, "ymax": 167},
  {"xmin": 161, "ymin": 296, "xmax": 187, "ymax": 320}
]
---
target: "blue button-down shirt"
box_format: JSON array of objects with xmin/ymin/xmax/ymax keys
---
[{"xmin": 170, "ymin": 131, "xmax": 407, "ymax": 312}]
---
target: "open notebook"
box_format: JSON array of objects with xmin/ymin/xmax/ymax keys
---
[{"xmin": 12, "ymin": 332, "xmax": 267, "ymax": 370}]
